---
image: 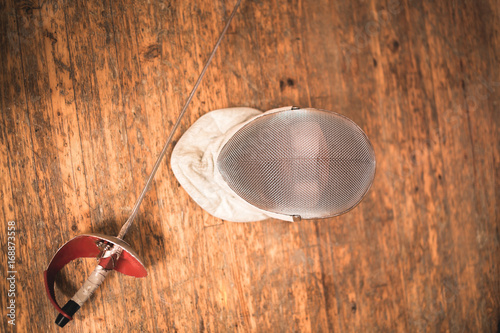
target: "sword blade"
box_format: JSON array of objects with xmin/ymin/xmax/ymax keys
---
[{"xmin": 117, "ymin": 0, "xmax": 242, "ymax": 239}]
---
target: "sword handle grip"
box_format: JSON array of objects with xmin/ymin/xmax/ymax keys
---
[{"xmin": 55, "ymin": 265, "xmax": 111, "ymax": 327}]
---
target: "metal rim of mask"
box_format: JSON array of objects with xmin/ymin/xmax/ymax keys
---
[{"xmin": 216, "ymin": 107, "xmax": 376, "ymax": 220}]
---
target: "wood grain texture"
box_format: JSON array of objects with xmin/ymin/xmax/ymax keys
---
[{"xmin": 0, "ymin": 0, "xmax": 499, "ymax": 332}]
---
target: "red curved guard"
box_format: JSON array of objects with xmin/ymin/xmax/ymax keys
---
[{"xmin": 44, "ymin": 234, "xmax": 147, "ymax": 320}]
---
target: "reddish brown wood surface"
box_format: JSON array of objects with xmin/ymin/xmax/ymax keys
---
[{"xmin": 0, "ymin": 0, "xmax": 499, "ymax": 332}]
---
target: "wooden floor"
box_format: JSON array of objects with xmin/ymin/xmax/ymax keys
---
[{"xmin": 1, "ymin": 0, "xmax": 499, "ymax": 332}]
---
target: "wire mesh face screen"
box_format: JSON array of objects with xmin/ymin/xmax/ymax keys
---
[{"xmin": 217, "ymin": 108, "xmax": 376, "ymax": 219}]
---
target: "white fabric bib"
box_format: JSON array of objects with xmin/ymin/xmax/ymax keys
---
[{"xmin": 170, "ymin": 107, "xmax": 294, "ymax": 222}]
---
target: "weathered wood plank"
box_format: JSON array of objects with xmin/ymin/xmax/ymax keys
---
[{"xmin": 0, "ymin": 0, "xmax": 498, "ymax": 332}]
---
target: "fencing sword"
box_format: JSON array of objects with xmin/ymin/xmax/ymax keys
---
[{"xmin": 44, "ymin": 0, "xmax": 242, "ymax": 327}]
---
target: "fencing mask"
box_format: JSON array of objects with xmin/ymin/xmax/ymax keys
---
[{"xmin": 171, "ymin": 106, "xmax": 376, "ymax": 222}]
